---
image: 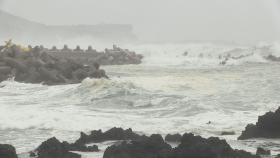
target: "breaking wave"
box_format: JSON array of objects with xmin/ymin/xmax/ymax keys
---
[{"xmin": 121, "ymin": 42, "xmax": 280, "ymax": 67}]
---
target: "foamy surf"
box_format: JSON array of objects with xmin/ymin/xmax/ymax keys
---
[
  {"xmin": 0, "ymin": 43, "xmax": 280, "ymax": 156},
  {"xmin": 116, "ymin": 42, "xmax": 280, "ymax": 68}
]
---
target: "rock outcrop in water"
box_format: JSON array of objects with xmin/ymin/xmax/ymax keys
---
[
  {"xmin": 103, "ymin": 132, "xmax": 259, "ymax": 158},
  {"xmin": 1, "ymin": 127, "xmax": 261, "ymax": 158},
  {"xmin": 0, "ymin": 41, "xmax": 111, "ymax": 85},
  {"xmin": 75, "ymin": 127, "xmax": 148, "ymax": 144},
  {"xmin": 103, "ymin": 134, "xmax": 172, "ymax": 158},
  {"xmin": 0, "ymin": 144, "xmax": 18, "ymax": 158},
  {"xmin": 30, "ymin": 137, "xmax": 99, "ymax": 158},
  {"xmin": 238, "ymin": 107, "xmax": 280, "ymax": 140},
  {"xmin": 31, "ymin": 128, "xmax": 146, "ymax": 158},
  {"xmin": 31, "ymin": 137, "xmax": 81, "ymax": 158},
  {"xmin": 170, "ymin": 133, "xmax": 259, "ymax": 158}
]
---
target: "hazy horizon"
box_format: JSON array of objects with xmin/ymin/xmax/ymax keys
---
[{"xmin": 1, "ymin": 0, "xmax": 280, "ymax": 44}]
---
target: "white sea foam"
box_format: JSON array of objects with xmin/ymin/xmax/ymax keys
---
[
  {"xmin": 1, "ymin": 43, "xmax": 280, "ymax": 155},
  {"xmin": 116, "ymin": 42, "xmax": 280, "ymax": 68}
]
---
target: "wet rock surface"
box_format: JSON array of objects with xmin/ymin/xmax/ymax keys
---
[
  {"xmin": 75, "ymin": 127, "xmax": 148, "ymax": 144},
  {"xmin": 1, "ymin": 127, "xmax": 263, "ymax": 158},
  {"xmin": 103, "ymin": 134, "xmax": 172, "ymax": 158},
  {"xmin": 238, "ymin": 107, "xmax": 280, "ymax": 140},
  {"xmin": 104, "ymin": 132, "xmax": 260, "ymax": 158},
  {"xmin": 30, "ymin": 137, "xmax": 83, "ymax": 158},
  {"xmin": 0, "ymin": 144, "xmax": 18, "ymax": 158},
  {"xmin": 169, "ymin": 133, "xmax": 259, "ymax": 158}
]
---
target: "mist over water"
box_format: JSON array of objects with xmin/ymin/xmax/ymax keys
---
[
  {"xmin": 0, "ymin": 0, "xmax": 280, "ymax": 158},
  {"xmin": 1, "ymin": 0, "xmax": 280, "ymax": 43}
]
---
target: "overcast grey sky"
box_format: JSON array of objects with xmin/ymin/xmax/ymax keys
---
[{"xmin": 1, "ymin": 0, "xmax": 280, "ymax": 43}]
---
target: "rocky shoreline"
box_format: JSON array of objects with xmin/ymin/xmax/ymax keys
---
[
  {"xmin": 2, "ymin": 106, "xmax": 280, "ymax": 158},
  {"xmin": 238, "ymin": 107, "xmax": 280, "ymax": 140},
  {"xmin": 0, "ymin": 42, "xmax": 143, "ymax": 85},
  {"xmin": 0, "ymin": 127, "xmax": 268, "ymax": 158}
]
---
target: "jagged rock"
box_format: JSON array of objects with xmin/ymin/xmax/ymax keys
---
[
  {"xmin": 103, "ymin": 132, "xmax": 259, "ymax": 158},
  {"xmin": 256, "ymin": 147, "xmax": 270, "ymax": 156},
  {"xmin": 165, "ymin": 134, "xmax": 182, "ymax": 142},
  {"xmin": 238, "ymin": 107, "xmax": 280, "ymax": 140},
  {"xmin": 75, "ymin": 127, "xmax": 147, "ymax": 144},
  {"xmin": 103, "ymin": 134, "xmax": 172, "ymax": 158},
  {"xmin": 0, "ymin": 144, "xmax": 18, "ymax": 158},
  {"xmin": 169, "ymin": 133, "xmax": 259, "ymax": 158},
  {"xmin": 31, "ymin": 137, "xmax": 81, "ymax": 158}
]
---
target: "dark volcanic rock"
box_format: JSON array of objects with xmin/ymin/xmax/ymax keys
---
[
  {"xmin": 30, "ymin": 136, "xmax": 99, "ymax": 158},
  {"xmin": 103, "ymin": 134, "xmax": 172, "ymax": 158},
  {"xmin": 238, "ymin": 107, "xmax": 280, "ymax": 140},
  {"xmin": 32, "ymin": 137, "xmax": 81, "ymax": 158},
  {"xmin": 104, "ymin": 132, "xmax": 259, "ymax": 158},
  {"xmin": 165, "ymin": 134, "xmax": 182, "ymax": 142},
  {"xmin": 256, "ymin": 147, "xmax": 270, "ymax": 156},
  {"xmin": 75, "ymin": 127, "xmax": 147, "ymax": 144},
  {"xmin": 62, "ymin": 141, "xmax": 99, "ymax": 152},
  {"xmin": 0, "ymin": 144, "xmax": 18, "ymax": 158},
  {"xmin": 169, "ymin": 133, "xmax": 259, "ymax": 158}
]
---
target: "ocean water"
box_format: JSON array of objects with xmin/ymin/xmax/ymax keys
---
[{"xmin": 1, "ymin": 42, "xmax": 280, "ymax": 157}]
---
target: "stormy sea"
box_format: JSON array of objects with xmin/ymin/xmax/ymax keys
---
[{"xmin": 1, "ymin": 42, "xmax": 280, "ymax": 157}]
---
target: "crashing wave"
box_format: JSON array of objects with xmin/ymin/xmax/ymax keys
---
[{"xmin": 121, "ymin": 42, "xmax": 280, "ymax": 67}]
